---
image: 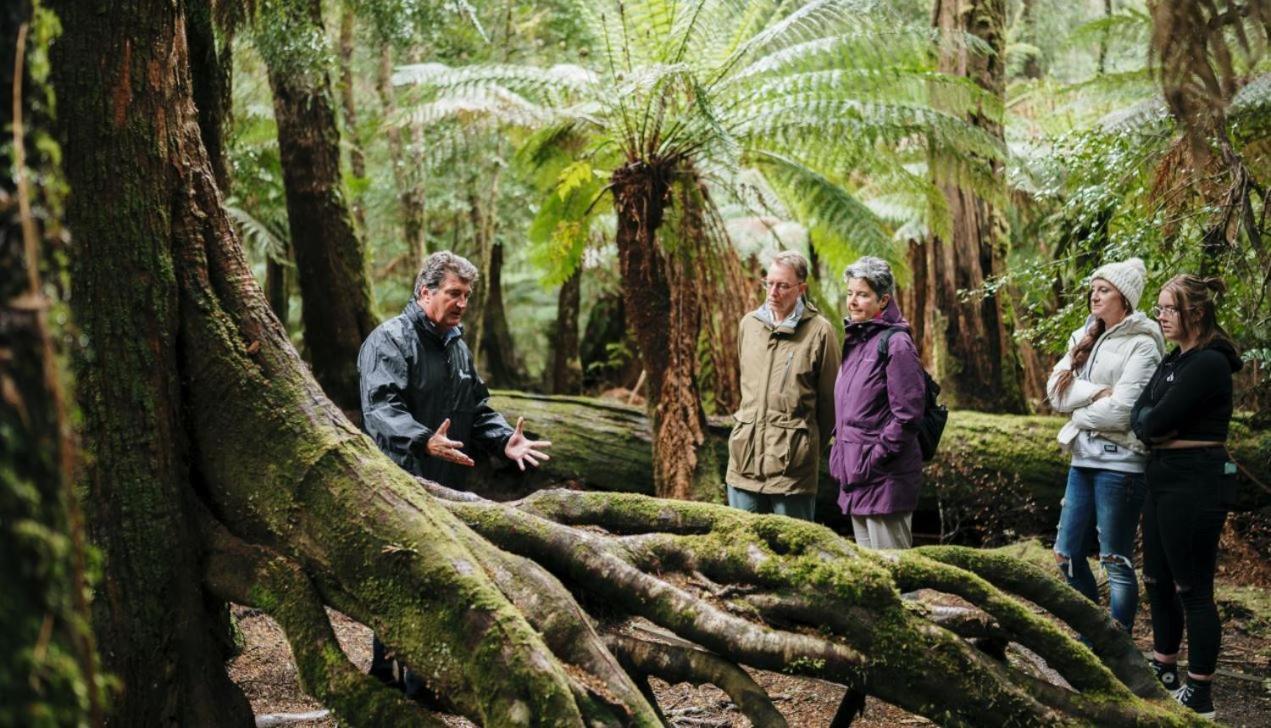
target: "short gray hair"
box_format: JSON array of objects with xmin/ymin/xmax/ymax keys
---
[
  {"xmin": 843, "ymin": 256, "xmax": 894, "ymax": 298},
  {"xmin": 414, "ymin": 251, "xmax": 479, "ymax": 299},
  {"xmin": 768, "ymin": 250, "xmax": 809, "ymax": 282}
]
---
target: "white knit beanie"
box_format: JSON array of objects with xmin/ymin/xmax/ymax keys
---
[{"xmin": 1089, "ymin": 257, "xmax": 1147, "ymax": 311}]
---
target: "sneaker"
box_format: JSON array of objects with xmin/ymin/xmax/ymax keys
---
[
  {"xmin": 1151, "ymin": 658, "xmax": 1179, "ymax": 691},
  {"xmin": 1172, "ymin": 679, "xmax": 1216, "ymax": 721}
]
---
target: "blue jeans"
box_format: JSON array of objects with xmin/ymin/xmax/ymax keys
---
[
  {"xmin": 727, "ymin": 485, "xmax": 816, "ymax": 521},
  {"xmin": 1053, "ymin": 466, "xmax": 1146, "ymax": 632}
]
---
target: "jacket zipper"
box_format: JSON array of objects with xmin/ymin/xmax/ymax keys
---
[{"xmin": 779, "ymin": 351, "xmax": 794, "ymax": 391}]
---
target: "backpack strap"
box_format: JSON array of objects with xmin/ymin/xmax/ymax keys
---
[{"xmin": 876, "ymin": 327, "xmax": 901, "ymax": 358}]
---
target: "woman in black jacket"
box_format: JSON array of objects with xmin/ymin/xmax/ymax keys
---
[{"xmin": 1131, "ymin": 274, "xmax": 1242, "ymax": 721}]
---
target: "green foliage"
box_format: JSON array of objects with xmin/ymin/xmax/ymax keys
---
[{"xmin": 394, "ymin": 0, "xmax": 1007, "ymax": 296}]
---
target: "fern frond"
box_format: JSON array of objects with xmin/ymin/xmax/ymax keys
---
[{"xmin": 749, "ymin": 149, "xmax": 900, "ymax": 273}]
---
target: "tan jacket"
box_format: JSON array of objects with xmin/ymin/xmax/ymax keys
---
[{"xmin": 726, "ymin": 302, "xmax": 840, "ymax": 495}]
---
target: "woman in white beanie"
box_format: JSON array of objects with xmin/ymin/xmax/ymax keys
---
[{"xmin": 1047, "ymin": 257, "xmax": 1164, "ymax": 635}]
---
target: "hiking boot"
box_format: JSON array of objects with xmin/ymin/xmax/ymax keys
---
[
  {"xmin": 1172, "ymin": 679, "xmax": 1215, "ymax": 721},
  {"xmin": 1150, "ymin": 658, "xmax": 1179, "ymax": 691}
]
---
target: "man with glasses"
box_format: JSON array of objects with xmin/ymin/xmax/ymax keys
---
[{"xmin": 724, "ymin": 250, "xmax": 840, "ymax": 520}]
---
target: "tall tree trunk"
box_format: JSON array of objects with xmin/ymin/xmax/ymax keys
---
[
  {"xmin": 549, "ymin": 270, "xmax": 583, "ymax": 394},
  {"xmin": 337, "ymin": 3, "xmax": 366, "ymax": 231},
  {"xmin": 375, "ymin": 45, "xmax": 427, "ymax": 268},
  {"xmin": 916, "ymin": 0, "xmax": 1027, "ymax": 413},
  {"xmin": 479, "ymin": 239, "xmax": 528, "ymax": 388},
  {"xmin": 2, "ymin": 9, "xmax": 101, "ymax": 722},
  {"xmin": 611, "ymin": 162, "xmax": 718, "ymax": 500},
  {"xmin": 261, "ymin": 0, "xmax": 376, "ymax": 417},
  {"xmin": 49, "ymin": 2, "xmax": 256, "ymax": 723}
]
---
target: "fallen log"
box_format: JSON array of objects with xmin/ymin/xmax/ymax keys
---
[{"xmin": 479, "ymin": 392, "xmax": 1271, "ymax": 540}]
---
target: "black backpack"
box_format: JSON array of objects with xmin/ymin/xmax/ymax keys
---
[{"xmin": 876, "ymin": 328, "xmax": 948, "ymax": 462}]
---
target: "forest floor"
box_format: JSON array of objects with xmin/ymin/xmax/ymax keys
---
[{"xmin": 230, "ymin": 522, "xmax": 1271, "ymax": 727}]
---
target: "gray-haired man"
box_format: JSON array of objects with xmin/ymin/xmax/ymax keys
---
[
  {"xmin": 358, "ymin": 250, "xmax": 551, "ymax": 487},
  {"xmin": 358, "ymin": 250, "xmax": 550, "ymax": 693}
]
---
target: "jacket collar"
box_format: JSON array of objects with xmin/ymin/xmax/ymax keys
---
[
  {"xmin": 751, "ymin": 298, "xmax": 819, "ymax": 334},
  {"xmin": 404, "ymin": 300, "xmax": 463, "ymax": 346},
  {"xmin": 843, "ymin": 296, "xmax": 908, "ymax": 338}
]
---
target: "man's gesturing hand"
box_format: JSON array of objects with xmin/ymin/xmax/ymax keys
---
[
  {"xmin": 504, "ymin": 417, "xmax": 552, "ymax": 471},
  {"xmin": 426, "ymin": 418, "xmax": 475, "ymax": 467}
]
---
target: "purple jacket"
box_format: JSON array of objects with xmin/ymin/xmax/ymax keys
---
[{"xmin": 829, "ymin": 298, "xmax": 925, "ymax": 517}]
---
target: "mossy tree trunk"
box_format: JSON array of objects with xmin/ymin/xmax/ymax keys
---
[
  {"xmin": 2, "ymin": 7, "xmax": 102, "ymax": 721},
  {"xmin": 913, "ymin": 0, "xmax": 1027, "ymax": 414},
  {"xmin": 46, "ymin": 3, "xmax": 1210, "ymax": 724},
  {"xmin": 50, "ymin": 2, "xmax": 256, "ymax": 723},
  {"xmin": 258, "ymin": 0, "xmax": 376, "ymax": 417}
]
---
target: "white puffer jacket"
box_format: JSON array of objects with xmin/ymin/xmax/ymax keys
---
[{"xmin": 1047, "ymin": 311, "xmax": 1165, "ymax": 455}]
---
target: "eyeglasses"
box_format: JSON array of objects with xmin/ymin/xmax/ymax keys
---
[
  {"xmin": 1150, "ymin": 304, "xmax": 1180, "ymax": 318},
  {"xmin": 761, "ymin": 279, "xmax": 798, "ymax": 293}
]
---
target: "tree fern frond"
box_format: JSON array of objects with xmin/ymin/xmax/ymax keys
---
[
  {"xmin": 749, "ymin": 149, "xmax": 900, "ymax": 272},
  {"xmin": 225, "ymin": 203, "xmax": 290, "ymax": 263},
  {"xmin": 392, "ymin": 62, "xmax": 599, "ymax": 100}
]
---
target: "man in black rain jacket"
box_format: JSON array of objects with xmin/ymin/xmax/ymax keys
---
[
  {"xmin": 357, "ymin": 250, "xmax": 551, "ymax": 695},
  {"xmin": 358, "ymin": 250, "xmax": 551, "ymax": 488}
]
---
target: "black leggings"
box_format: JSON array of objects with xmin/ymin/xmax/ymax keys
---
[{"xmin": 1142, "ymin": 448, "xmax": 1234, "ymax": 676}]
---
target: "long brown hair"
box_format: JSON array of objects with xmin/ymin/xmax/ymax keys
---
[
  {"xmin": 1053, "ymin": 285, "xmax": 1132, "ymax": 398},
  {"xmin": 1161, "ymin": 274, "xmax": 1234, "ymax": 351}
]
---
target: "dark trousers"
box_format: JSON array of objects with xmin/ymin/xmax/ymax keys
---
[{"xmin": 1142, "ymin": 448, "xmax": 1234, "ymax": 676}]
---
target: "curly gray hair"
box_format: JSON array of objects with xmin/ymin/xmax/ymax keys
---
[
  {"xmin": 414, "ymin": 251, "xmax": 479, "ymax": 299},
  {"xmin": 843, "ymin": 256, "xmax": 894, "ymax": 298}
]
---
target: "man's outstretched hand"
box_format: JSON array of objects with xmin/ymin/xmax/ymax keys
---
[
  {"xmin": 504, "ymin": 417, "xmax": 552, "ymax": 471},
  {"xmin": 426, "ymin": 418, "xmax": 476, "ymax": 467}
]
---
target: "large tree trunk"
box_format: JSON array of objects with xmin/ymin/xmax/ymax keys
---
[
  {"xmin": 50, "ymin": 3, "xmax": 256, "ymax": 723},
  {"xmin": 914, "ymin": 0, "xmax": 1027, "ymax": 413},
  {"xmin": 44, "ymin": 4, "xmax": 1207, "ymax": 724},
  {"xmin": 611, "ymin": 162, "xmax": 720, "ymax": 501},
  {"xmin": 2, "ymin": 10, "xmax": 101, "ymax": 721},
  {"xmin": 260, "ymin": 0, "xmax": 376, "ymax": 417}
]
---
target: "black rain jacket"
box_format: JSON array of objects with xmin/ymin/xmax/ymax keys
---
[{"xmin": 358, "ymin": 300, "xmax": 514, "ymax": 487}]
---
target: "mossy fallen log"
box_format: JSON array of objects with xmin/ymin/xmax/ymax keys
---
[{"xmin": 481, "ymin": 392, "xmax": 1271, "ymax": 540}]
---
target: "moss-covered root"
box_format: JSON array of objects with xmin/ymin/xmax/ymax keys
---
[
  {"xmin": 603, "ymin": 634, "xmax": 788, "ymax": 728},
  {"xmin": 890, "ymin": 550, "xmax": 1128, "ymax": 697},
  {"xmin": 199, "ymin": 521, "xmax": 445, "ymax": 728},
  {"xmin": 451, "ymin": 528, "xmax": 662, "ymax": 727},
  {"xmin": 442, "ymin": 500, "xmax": 869, "ymax": 686},
  {"xmin": 915, "ymin": 545, "xmax": 1161, "ymax": 698}
]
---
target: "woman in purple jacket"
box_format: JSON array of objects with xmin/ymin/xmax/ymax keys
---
[{"xmin": 830, "ymin": 257, "xmax": 927, "ymax": 549}]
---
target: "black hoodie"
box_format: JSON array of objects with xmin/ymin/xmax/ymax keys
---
[{"xmin": 1131, "ymin": 337, "xmax": 1243, "ymax": 444}]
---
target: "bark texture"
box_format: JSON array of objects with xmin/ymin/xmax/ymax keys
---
[
  {"xmin": 260, "ymin": 0, "xmax": 376, "ymax": 416},
  {"xmin": 50, "ymin": 2, "xmax": 255, "ymax": 723},
  {"xmin": 911, "ymin": 0, "xmax": 1027, "ymax": 413},
  {"xmin": 2, "ymin": 10, "xmax": 100, "ymax": 721}
]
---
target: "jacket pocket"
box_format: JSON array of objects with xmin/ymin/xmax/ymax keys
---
[
  {"xmin": 833, "ymin": 429, "xmax": 878, "ymax": 485},
  {"xmin": 762, "ymin": 416, "xmax": 812, "ymax": 478},
  {"xmin": 728, "ymin": 410, "xmax": 757, "ymax": 476}
]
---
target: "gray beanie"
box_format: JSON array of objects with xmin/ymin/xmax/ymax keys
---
[{"xmin": 1089, "ymin": 257, "xmax": 1147, "ymax": 310}]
